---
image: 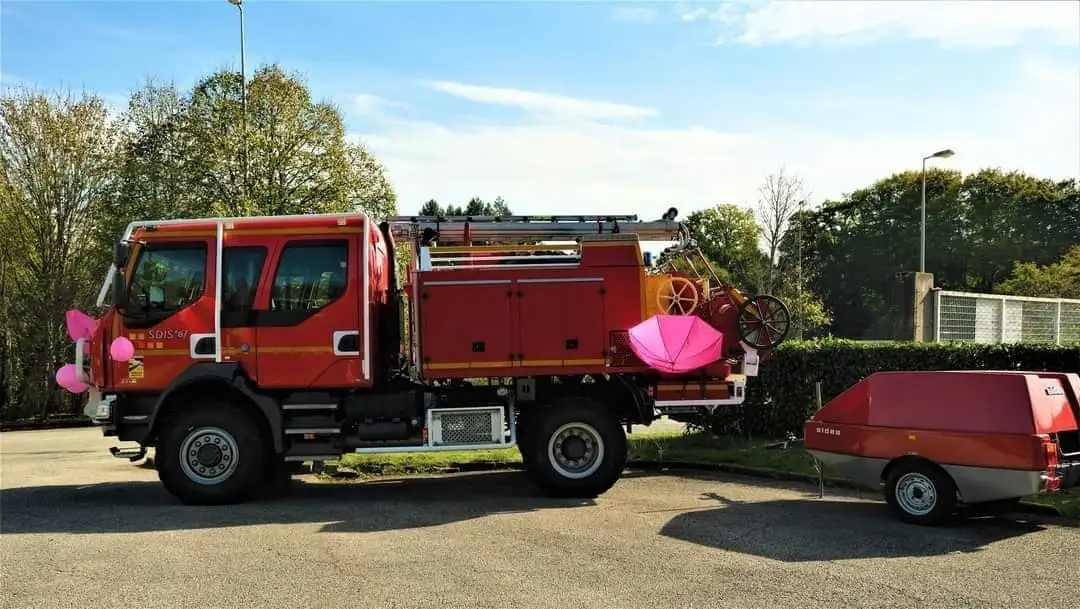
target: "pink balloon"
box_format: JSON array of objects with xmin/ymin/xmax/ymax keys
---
[
  {"xmin": 55, "ymin": 364, "xmax": 88, "ymax": 394},
  {"xmin": 65, "ymin": 309, "xmax": 99, "ymax": 342},
  {"xmin": 110, "ymin": 336, "xmax": 135, "ymax": 362}
]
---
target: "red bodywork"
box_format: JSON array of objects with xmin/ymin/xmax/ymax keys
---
[
  {"xmin": 804, "ymin": 370, "xmax": 1080, "ymax": 502},
  {"xmin": 89, "ymin": 215, "xmax": 391, "ymax": 394}
]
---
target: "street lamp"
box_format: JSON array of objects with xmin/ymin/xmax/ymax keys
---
[
  {"xmin": 228, "ymin": 0, "xmax": 247, "ymax": 200},
  {"xmin": 920, "ymin": 149, "xmax": 954, "ymax": 272}
]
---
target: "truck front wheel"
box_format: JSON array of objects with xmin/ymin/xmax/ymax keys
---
[
  {"xmin": 156, "ymin": 400, "xmax": 269, "ymax": 505},
  {"xmin": 524, "ymin": 397, "xmax": 627, "ymax": 498}
]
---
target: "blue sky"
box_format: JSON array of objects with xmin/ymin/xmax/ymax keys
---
[{"xmin": 3, "ymin": 0, "xmax": 1079, "ymax": 218}]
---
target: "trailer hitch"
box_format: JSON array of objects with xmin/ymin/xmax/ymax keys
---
[{"xmin": 109, "ymin": 445, "xmax": 147, "ymax": 462}]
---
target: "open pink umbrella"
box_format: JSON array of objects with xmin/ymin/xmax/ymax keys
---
[{"xmin": 627, "ymin": 314, "xmax": 724, "ymax": 374}]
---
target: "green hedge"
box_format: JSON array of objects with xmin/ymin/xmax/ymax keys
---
[{"xmin": 679, "ymin": 339, "xmax": 1080, "ymax": 438}]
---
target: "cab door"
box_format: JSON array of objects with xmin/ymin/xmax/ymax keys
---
[
  {"xmin": 218, "ymin": 236, "xmax": 271, "ymax": 382},
  {"xmin": 254, "ymin": 236, "xmax": 363, "ymax": 389},
  {"xmin": 113, "ymin": 239, "xmax": 214, "ymax": 390}
]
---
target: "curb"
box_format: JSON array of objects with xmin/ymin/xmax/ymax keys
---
[
  {"xmin": 333, "ymin": 458, "xmax": 1071, "ymax": 520},
  {"xmin": 0, "ymin": 418, "xmax": 94, "ymax": 432}
]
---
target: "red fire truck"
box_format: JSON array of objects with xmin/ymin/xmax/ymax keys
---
[{"xmin": 71, "ymin": 210, "xmax": 790, "ymax": 505}]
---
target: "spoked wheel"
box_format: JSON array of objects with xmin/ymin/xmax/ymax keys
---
[
  {"xmin": 656, "ymin": 276, "xmax": 700, "ymax": 315},
  {"xmin": 736, "ymin": 295, "xmax": 791, "ymax": 348}
]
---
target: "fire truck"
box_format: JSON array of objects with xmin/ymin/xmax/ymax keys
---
[{"xmin": 69, "ymin": 210, "xmax": 790, "ymax": 505}]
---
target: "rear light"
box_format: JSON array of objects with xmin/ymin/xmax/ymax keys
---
[{"xmin": 1038, "ymin": 435, "xmax": 1062, "ymax": 492}]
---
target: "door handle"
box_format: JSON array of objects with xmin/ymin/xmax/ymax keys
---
[{"xmin": 333, "ymin": 330, "xmax": 360, "ymax": 356}]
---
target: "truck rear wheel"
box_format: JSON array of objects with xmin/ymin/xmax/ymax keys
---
[
  {"xmin": 524, "ymin": 397, "xmax": 627, "ymax": 498},
  {"xmin": 884, "ymin": 461, "xmax": 957, "ymax": 526},
  {"xmin": 156, "ymin": 400, "xmax": 269, "ymax": 505}
]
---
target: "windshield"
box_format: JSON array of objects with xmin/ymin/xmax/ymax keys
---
[{"xmin": 126, "ymin": 243, "xmax": 207, "ymax": 318}]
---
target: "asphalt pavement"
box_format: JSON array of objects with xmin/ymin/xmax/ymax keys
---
[{"xmin": 2, "ymin": 427, "xmax": 1077, "ymax": 609}]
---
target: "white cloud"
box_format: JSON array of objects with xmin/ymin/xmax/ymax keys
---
[
  {"xmin": 423, "ymin": 80, "xmax": 658, "ymax": 121},
  {"xmin": 355, "ymin": 57, "xmax": 1079, "ymax": 222},
  {"xmin": 351, "ymin": 93, "xmax": 405, "ymax": 118},
  {"xmin": 679, "ymin": 0, "xmax": 1080, "ymax": 47}
]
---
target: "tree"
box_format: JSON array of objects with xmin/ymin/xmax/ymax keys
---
[
  {"xmin": 683, "ymin": 203, "xmax": 767, "ymax": 291},
  {"xmin": 0, "ymin": 86, "xmax": 122, "ymax": 417},
  {"xmin": 754, "ymin": 166, "xmax": 806, "ymax": 293},
  {"xmin": 995, "ymin": 245, "xmax": 1080, "ymax": 299}
]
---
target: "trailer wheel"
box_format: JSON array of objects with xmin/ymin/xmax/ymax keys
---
[
  {"xmin": 884, "ymin": 461, "xmax": 957, "ymax": 526},
  {"xmin": 156, "ymin": 399, "xmax": 269, "ymax": 505},
  {"xmin": 524, "ymin": 397, "xmax": 627, "ymax": 498}
]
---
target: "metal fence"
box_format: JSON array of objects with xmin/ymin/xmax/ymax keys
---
[{"xmin": 933, "ymin": 290, "xmax": 1080, "ymax": 344}]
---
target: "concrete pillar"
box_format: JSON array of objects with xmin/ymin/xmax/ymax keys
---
[{"xmin": 912, "ymin": 272, "xmax": 935, "ymax": 342}]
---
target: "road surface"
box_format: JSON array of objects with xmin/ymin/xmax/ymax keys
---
[{"xmin": 2, "ymin": 427, "xmax": 1076, "ymax": 609}]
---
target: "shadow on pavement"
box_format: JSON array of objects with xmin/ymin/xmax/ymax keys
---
[
  {"xmin": 0, "ymin": 470, "xmax": 592, "ymax": 535},
  {"xmin": 660, "ymin": 491, "xmax": 1048, "ymax": 562}
]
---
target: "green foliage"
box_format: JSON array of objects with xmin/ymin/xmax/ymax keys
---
[
  {"xmin": 684, "ymin": 340, "xmax": 1080, "ymax": 438},
  {"xmin": 682, "ymin": 203, "xmax": 768, "ymax": 291},
  {"xmin": 419, "ymin": 196, "xmax": 511, "ymax": 217},
  {"xmin": 0, "ymin": 87, "xmax": 122, "ymax": 419},
  {"xmin": 779, "ymin": 168, "xmax": 1080, "ymax": 339},
  {"xmin": 995, "ymin": 245, "xmax": 1080, "ymax": 299},
  {"xmin": 0, "ymin": 64, "xmax": 398, "ymax": 421}
]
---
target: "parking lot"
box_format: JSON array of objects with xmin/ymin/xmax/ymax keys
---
[{"xmin": 2, "ymin": 428, "xmax": 1077, "ymax": 609}]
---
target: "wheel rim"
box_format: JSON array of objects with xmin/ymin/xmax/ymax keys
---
[
  {"xmin": 547, "ymin": 422, "xmax": 605, "ymax": 480},
  {"xmin": 737, "ymin": 295, "xmax": 791, "ymax": 349},
  {"xmin": 895, "ymin": 472, "xmax": 937, "ymax": 515},
  {"xmin": 180, "ymin": 426, "xmax": 239, "ymax": 485}
]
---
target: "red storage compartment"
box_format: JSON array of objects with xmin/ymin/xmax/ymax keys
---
[{"xmin": 418, "ymin": 279, "xmax": 514, "ymax": 369}]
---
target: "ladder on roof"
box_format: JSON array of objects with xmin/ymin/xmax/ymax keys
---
[{"xmin": 386, "ymin": 214, "xmax": 684, "ymax": 246}]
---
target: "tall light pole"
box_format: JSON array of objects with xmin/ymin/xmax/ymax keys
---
[
  {"xmin": 920, "ymin": 148, "xmax": 954, "ymax": 273},
  {"xmin": 228, "ymin": 0, "xmax": 247, "ymax": 201}
]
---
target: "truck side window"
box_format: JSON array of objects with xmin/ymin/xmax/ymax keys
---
[
  {"xmin": 222, "ymin": 246, "xmax": 267, "ymax": 312},
  {"xmin": 270, "ymin": 241, "xmax": 348, "ymax": 312},
  {"xmin": 126, "ymin": 243, "xmax": 207, "ymax": 318}
]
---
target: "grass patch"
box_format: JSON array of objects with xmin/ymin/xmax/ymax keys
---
[
  {"xmin": 1019, "ymin": 488, "xmax": 1080, "ymax": 519},
  {"xmin": 330, "ymin": 429, "xmax": 1080, "ymax": 519},
  {"xmin": 333, "ymin": 429, "xmax": 816, "ymax": 477}
]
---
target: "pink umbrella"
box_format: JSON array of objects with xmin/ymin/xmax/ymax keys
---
[{"xmin": 627, "ymin": 314, "xmax": 725, "ymax": 374}]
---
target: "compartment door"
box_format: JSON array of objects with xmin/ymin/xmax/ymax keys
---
[
  {"xmin": 517, "ymin": 277, "xmax": 606, "ymax": 368},
  {"xmin": 419, "ymin": 279, "xmax": 514, "ymax": 372}
]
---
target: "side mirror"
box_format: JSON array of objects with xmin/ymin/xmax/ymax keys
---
[
  {"xmin": 113, "ymin": 241, "xmax": 130, "ymax": 268},
  {"xmin": 111, "ymin": 270, "xmax": 127, "ymax": 309}
]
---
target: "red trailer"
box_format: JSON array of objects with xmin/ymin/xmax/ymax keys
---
[
  {"xmin": 804, "ymin": 370, "xmax": 1080, "ymax": 525},
  {"xmin": 60, "ymin": 210, "xmax": 792, "ymax": 505}
]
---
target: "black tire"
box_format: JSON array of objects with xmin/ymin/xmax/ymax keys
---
[
  {"xmin": 884, "ymin": 461, "xmax": 958, "ymax": 526},
  {"xmin": 523, "ymin": 397, "xmax": 627, "ymax": 498},
  {"xmin": 156, "ymin": 399, "xmax": 269, "ymax": 506}
]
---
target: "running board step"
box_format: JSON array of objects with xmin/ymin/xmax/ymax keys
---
[
  {"xmin": 283, "ymin": 403, "xmax": 339, "ymax": 411},
  {"xmin": 109, "ymin": 445, "xmax": 147, "ymax": 461},
  {"xmin": 285, "ymin": 428, "xmax": 340, "ymax": 435}
]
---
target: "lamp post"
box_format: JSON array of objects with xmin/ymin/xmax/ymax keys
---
[
  {"xmin": 920, "ymin": 149, "xmax": 954, "ymax": 272},
  {"xmin": 228, "ymin": 0, "xmax": 247, "ymax": 201}
]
